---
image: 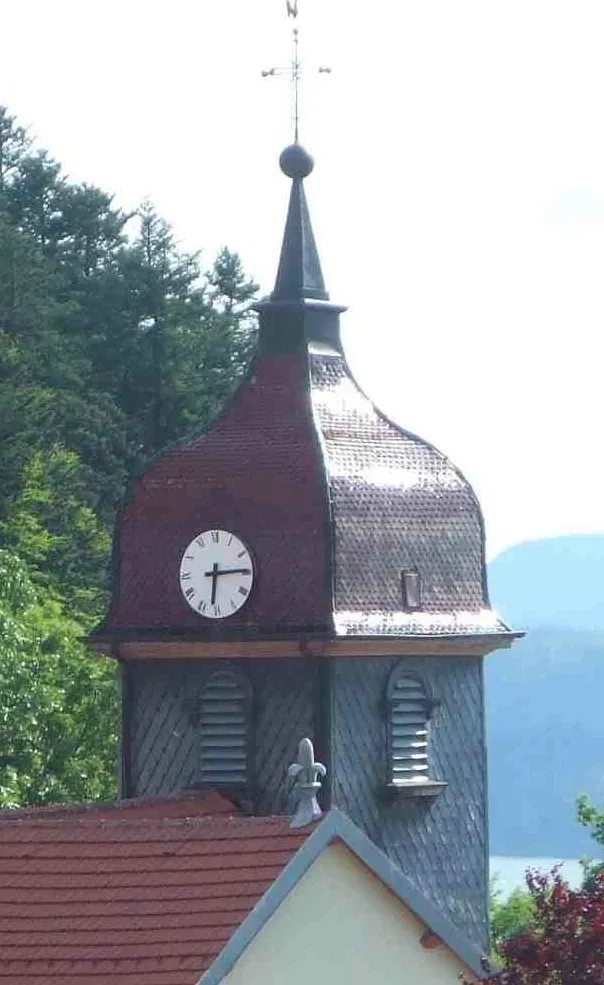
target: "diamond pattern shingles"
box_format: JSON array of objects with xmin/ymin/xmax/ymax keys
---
[
  {"xmin": 130, "ymin": 662, "xmax": 198, "ymax": 797},
  {"xmin": 0, "ymin": 794, "xmax": 307, "ymax": 985},
  {"xmin": 252, "ymin": 659, "xmax": 317, "ymax": 816},
  {"xmin": 330, "ymin": 656, "xmax": 489, "ymax": 952},
  {"xmin": 126, "ymin": 659, "xmax": 317, "ymax": 808}
]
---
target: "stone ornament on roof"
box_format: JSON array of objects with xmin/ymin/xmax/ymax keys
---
[{"xmin": 288, "ymin": 737, "xmax": 326, "ymax": 828}]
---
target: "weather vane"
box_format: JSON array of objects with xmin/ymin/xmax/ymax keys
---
[{"xmin": 262, "ymin": 0, "xmax": 331, "ymax": 143}]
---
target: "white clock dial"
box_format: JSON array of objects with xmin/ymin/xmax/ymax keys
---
[{"xmin": 179, "ymin": 530, "xmax": 254, "ymax": 619}]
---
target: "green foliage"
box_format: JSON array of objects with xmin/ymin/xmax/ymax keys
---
[
  {"xmin": 481, "ymin": 803, "xmax": 604, "ymax": 981},
  {"xmin": 0, "ymin": 103, "xmax": 257, "ymax": 525},
  {"xmin": 95, "ymin": 203, "xmax": 258, "ymax": 456},
  {"xmin": 1, "ymin": 447, "xmax": 111, "ymax": 623},
  {"xmin": 491, "ymin": 881, "xmax": 535, "ymax": 960},
  {"xmin": 0, "ymin": 104, "xmax": 258, "ymax": 806},
  {"xmin": 577, "ymin": 794, "xmax": 604, "ymax": 885},
  {"xmin": 476, "ymin": 868, "xmax": 604, "ymax": 985},
  {"xmin": 0, "ymin": 107, "xmax": 30, "ymax": 185},
  {"xmin": 0, "ymin": 550, "xmax": 118, "ymax": 807},
  {"xmin": 208, "ymin": 245, "xmax": 259, "ymax": 319},
  {"xmin": 577, "ymin": 794, "xmax": 604, "ymax": 846}
]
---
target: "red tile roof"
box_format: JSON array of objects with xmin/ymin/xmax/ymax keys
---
[{"xmin": 0, "ymin": 793, "xmax": 309, "ymax": 985}]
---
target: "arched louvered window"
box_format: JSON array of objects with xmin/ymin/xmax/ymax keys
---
[
  {"xmin": 195, "ymin": 671, "xmax": 251, "ymax": 787},
  {"xmin": 387, "ymin": 669, "xmax": 434, "ymax": 788}
]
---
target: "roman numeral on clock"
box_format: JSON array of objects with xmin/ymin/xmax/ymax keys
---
[{"xmin": 180, "ymin": 530, "xmax": 253, "ymax": 620}]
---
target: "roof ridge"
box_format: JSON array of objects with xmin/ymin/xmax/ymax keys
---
[
  {"xmin": 0, "ymin": 812, "xmax": 296, "ymax": 829},
  {"xmin": 0, "ymin": 790, "xmax": 240, "ymax": 823}
]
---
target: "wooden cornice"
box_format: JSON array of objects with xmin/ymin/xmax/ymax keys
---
[{"xmin": 92, "ymin": 633, "xmax": 519, "ymax": 661}]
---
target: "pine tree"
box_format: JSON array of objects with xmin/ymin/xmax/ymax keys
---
[
  {"xmin": 0, "ymin": 105, "xmax": 259, "ymax": 805},
  {"xmin": 0, "ymin": 106, "xmax": 259, "ymax": 518},
  {"xmin": 0, "ymin": 107, "xmax": 30, "ymax": 190}
]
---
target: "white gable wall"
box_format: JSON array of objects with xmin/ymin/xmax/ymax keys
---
[{"xmin": 223, "ymin": 841, "xmax": 476, "ymax": 985}]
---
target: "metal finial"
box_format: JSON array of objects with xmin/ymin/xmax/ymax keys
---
[
  {"xmin": 261, "ymin": 0, "xmax": 331, "ymax": 145},
  {"xmin": 287, "ymin": 737, "xmax": 326, "ymax": 828}
]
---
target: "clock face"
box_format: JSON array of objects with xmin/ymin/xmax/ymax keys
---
[{"xmin": 179, "ymin": 530, "xmax": 254, "ymax": 619}]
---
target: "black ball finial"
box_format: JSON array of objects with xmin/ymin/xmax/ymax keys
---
[{"xmin": 279, "ymin": 143, "xmax": 314, "ymax": 179}]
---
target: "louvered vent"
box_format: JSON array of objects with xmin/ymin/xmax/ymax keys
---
[
  {"xmin": 388, "ymin": 674, "xmax": 429, "ymax": 786},
  {"xmin": 197, "ymin": 672, "xmax": 250, "ymax": 787}
]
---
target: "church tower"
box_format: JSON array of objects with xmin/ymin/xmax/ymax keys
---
[{"xmin": 92, "ymin": 141, "xmax": 516, "ymax": 954}]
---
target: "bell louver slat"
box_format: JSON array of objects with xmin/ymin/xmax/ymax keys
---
[
  {"xmin": 197, "ymin": 673, "xmax": 250, "ymax": 787},
  {"xmin": 389, "ymin": 674, "xmax": 430, "ymax": 785}
]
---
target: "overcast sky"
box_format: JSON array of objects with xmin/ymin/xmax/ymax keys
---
[{"xmin": 2, "ymin": 0, "xmax": 604, "ymax": 559}]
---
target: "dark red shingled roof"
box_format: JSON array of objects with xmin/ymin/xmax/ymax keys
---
[{"xmin": 0, "ymin": 793, "xmax": 309, "ymax": 985}]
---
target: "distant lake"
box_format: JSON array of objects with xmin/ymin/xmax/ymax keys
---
[{"xmin": 490, "ymin": 856, "xmax": 587, "ymax": 897}]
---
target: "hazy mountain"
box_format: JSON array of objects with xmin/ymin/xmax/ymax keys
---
[
  {"xmin": 486, "ymin": 535, "xmax": 604, "ymax": 857},
  {"xmin": 488, "ymin": 534, "xmax": 604, "ymax": 631}
]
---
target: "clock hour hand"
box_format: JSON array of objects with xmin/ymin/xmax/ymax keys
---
[{"xmin": 205, "ymin": 562, "xmax": 219, "ymax": 604}]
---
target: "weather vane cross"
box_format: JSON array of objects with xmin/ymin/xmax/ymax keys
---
[{"xmin": 261, "ymin": 0, "xmax": 331, "ymax": 143}]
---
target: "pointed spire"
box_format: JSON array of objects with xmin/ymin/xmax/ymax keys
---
[
  {"xmin": 271, "ymin": 144, "xmax": 329, "ymax": 303},
  {"xmin": 255, "ymin": 142, "xmax": 345, "ymax": 354}
]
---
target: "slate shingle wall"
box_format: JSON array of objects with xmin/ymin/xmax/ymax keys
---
[
  {"xmin": 329, "ymin": 655, "xmax": 489, "ymax": 952},
  {"xmin": 126, "ymin": 652, "xmax": 488, "ymax": 951},
  {"xmin": 127, "ymin": 658, "xmax": 318, "ymax": 813}
]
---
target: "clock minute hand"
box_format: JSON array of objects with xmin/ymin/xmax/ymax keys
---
[{"xmin": 203, "ymin": 567, "xmax": 251, "ymax": 577}]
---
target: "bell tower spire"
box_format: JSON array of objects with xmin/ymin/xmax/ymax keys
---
[
  {"xmin": 271, "ymin": 144, "xmax": 328, "ymax": 303},
  {"xmin": 255, "ymin": 142, "xmax": 344, "ymax": 352}
]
